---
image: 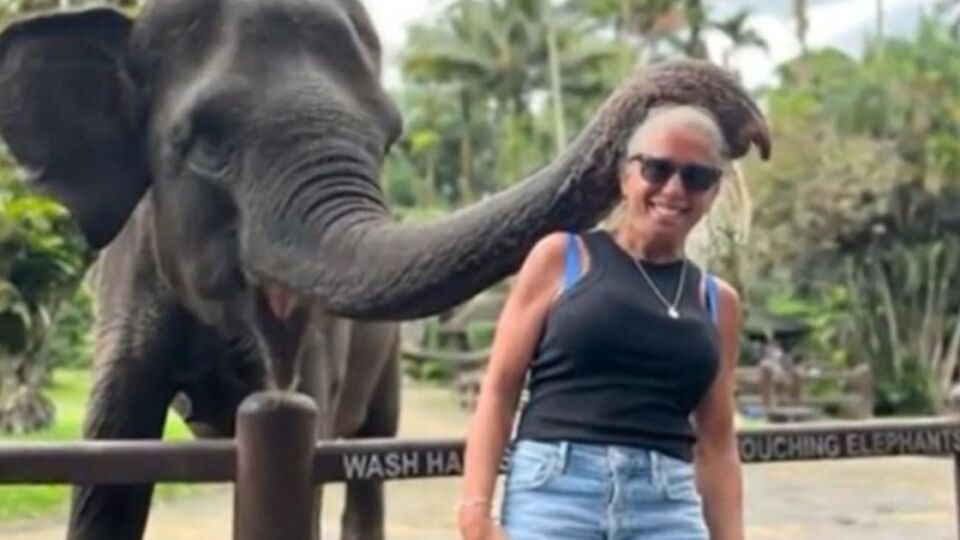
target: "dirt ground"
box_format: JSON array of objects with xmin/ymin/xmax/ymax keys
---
[{"xmin": 0, "ymin": 382, "xmax": 955, "ymax": 540}]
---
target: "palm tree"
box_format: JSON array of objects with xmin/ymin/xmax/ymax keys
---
[
  {"xmin": 402, "ymin": 1, "xmax": 508, "ymax": 202},
  {"xmin": 876, "ymin": 0, "xmax": 884, "ymax": 41},
  {"xmin": 712, "ymin": 9, "xmax": 769, "ymax": 69},
  {"xmin": 404, "ymin": 0, "xmax": 621, "ymax": 189},
  {"xmin": 793, "ymin": 0, "xmax": 809, "ymax": 55},
  {"xmin": 565, "ymin": 0, "xmax": 683, "ymax": 68},
  {"xmin": 681, "ymin": 0, "xmax": 709, "ymax": 59}
]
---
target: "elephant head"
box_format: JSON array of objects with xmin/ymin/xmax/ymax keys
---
[{"xmin": 0, "ymin": 1, "xmax": 770, "ymax": 331}]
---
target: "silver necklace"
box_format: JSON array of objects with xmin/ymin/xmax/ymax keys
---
[{"xmin": 631, "ymin": 257, "xmax": 687, "ymax": 319}]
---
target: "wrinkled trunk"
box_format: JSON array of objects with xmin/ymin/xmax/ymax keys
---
[
  {"xmin": 247, "ymin": 61, "xmax": 770, "ymax": 321},
  {"xmin": 248, "ymin": 133, "xmax": 623, "ymax": 320}
]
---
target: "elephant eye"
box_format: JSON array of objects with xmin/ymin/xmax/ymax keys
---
[
  {"xmin": 169, "ymin": 105, "xmax": 235, "ymax": 179},
  {"xmin": 185, "ymin": 134, "xmax": 231, "ymax": 178}
]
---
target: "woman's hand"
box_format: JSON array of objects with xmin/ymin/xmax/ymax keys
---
[{"xmin": 458, "ymin": 506, "xmax": 508, "ymax": 540}]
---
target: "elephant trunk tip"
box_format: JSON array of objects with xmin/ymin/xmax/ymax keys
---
[{"xmin": 750, "ymin": 116, "xmax": 772, "ymax": 161}]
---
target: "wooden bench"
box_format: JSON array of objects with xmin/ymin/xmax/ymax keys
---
[
  {"xmin": 736, "ymin": 362, "xmax": 874, "ymax": 421},
  {"xmin": 455, "ymin": 369, "xmax": 484, "ymax": 410},
  {"xmin": 400, "ymin": 289, "xmax": 507, "ymax": 408},
  {"xmin": 766, "ymin": 405, "xmax": 822, "ymax": 423},
  {"xmin": 797, "ymin": 364, "xmax": 873, "ymax": 419}
]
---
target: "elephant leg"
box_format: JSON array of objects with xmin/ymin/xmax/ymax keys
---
[
  {"xmin": 67, "ymin": 357, "xmax": 174, "ymax": 540},
  {"xmin": 340, "ymin": 353, "xmax": 400, "ymax": 540}
]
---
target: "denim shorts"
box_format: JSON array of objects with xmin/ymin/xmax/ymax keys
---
[{"xmin": 499, "ymin": 439, "xmax": 708, "ymax": 540}]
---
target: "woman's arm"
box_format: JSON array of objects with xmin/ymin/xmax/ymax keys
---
[
  {"xmin": 456, "ymin": 232, "xmax": 571, "ymax": 540},
  {"xmin": 692, "ymin": 278, "xmax": 745, "ymax": 540}
]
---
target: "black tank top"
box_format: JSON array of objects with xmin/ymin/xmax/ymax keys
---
[{"xmin": 514, "ymin": 229, "xmax": 721, "ymax": 462}]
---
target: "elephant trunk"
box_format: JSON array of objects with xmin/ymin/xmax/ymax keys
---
[
  {"xmin": 247, "ymin": 60, "xmax": 771, "ymax": 321},
  {"xmin": 249, "ymin": 143, "xmax": 621, "ymax": 321}
]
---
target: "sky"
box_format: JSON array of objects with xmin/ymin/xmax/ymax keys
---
[{"xmin": 361, "ymin": 0, "xmax": 946, "ymax": 91}]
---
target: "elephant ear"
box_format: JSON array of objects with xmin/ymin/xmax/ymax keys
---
[{"xmin": 0, "ymin": 8, "xmax": 147, "ymax": 249}]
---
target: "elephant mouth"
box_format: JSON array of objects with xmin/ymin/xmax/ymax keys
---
[
  {"xmin": 248, "ymin": 284, "xmax": 311, "ymax": 390},
  {"xmin": 261, "ymin": 284, "xmax": 299, "ymax": 321}
]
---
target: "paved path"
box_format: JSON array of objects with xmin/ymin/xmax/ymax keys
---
[{"xmin": 1, "ymin": 382, "xmax": 955, "ymax": 539}]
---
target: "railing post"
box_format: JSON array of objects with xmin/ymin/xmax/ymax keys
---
[
  {"xmin": 233, "ymin": 391, "xmax": 318, "ymax": 540},
  {"xmin": 955, "ymin": 454, "xmax": 960, "ymax": 540}
]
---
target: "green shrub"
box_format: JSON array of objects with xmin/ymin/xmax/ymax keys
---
[
  {"xmin": 45, "ymin": 284, "xmax": 94, "ymax": 370},
  {"xmin": 874, "ymin": 359, "xmax": 939, "ymax": 416}
]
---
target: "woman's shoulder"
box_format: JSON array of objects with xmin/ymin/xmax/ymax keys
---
[
  {"xmin": 700, "ymin": 272, "xmax": 742, "ymax": 333},
  {"xmin": 523, "ymin": 229, "xmax": 601, "ymax": 267},
  {"xmin": 494, "ymin": 233, "xmax": 571, "ymax": 312},
  {"xmin": 699, "ymin": 272, "xmax": 740, "ymax": 306},
  {"xmin": 521, "ymin": 231, "xmax": 571, "ymax": 273}
]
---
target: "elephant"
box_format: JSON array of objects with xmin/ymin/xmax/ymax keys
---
[{"xmin": 0, "ymin": 1, "xmax": 770, "ymax": 539}]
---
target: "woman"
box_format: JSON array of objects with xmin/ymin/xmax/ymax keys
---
[{"xmin": 457, "ymin": 104, "xmax": 745, "ymax": 540}]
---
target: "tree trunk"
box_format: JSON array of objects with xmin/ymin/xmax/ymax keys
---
[
  {"xmin": 918, "ymin": 244, "xmax": 939, "ymax": 366},
  {"xmin": 614, "ymin": 0, "xmax": 634, "ymax": 74},
  {"xmin": 793, "ymin": 0, "xmax": 809, "ymax": 55},
  {"xmin": 0, "ymin": 354, "xmax": 54, "ymax": 434},
  {"xmin": 684, "ymin": 0, "xmax": 708, "ymax": 59},
  {"xmin": 619, "ymin": 0, "xmax": 630, "ymax": 39},
  {"xmin": 939, "ymin": 303, "xmax": 960, "ymax": 398},
  {"xmin": 869, "ymin": 259, "xmax": 902, "ymax": 376},
  {"xmin": 0, "ymin": 300, "xmax": 59, "ymax": 434},
  {"xmin": 546, "ymin": 19, "xmax": 566, "ymax": 157},
  {"xmin": 422, "ymin": 152, "xmax": 437, "ymax": 208},
  {"xmin": 930, "ymin": 246, "xmax": 953, "ymax": 368},
  {"xmin": 876, "ymin": 0, "xmax": 884, "ymax": 42},
  {"xmin": 457, "ymin": 88, "xmax": 474, "ymax": 204},
  {"xmin": 847, "ymin": 262, "xmax": 884, "ymax": 369}
]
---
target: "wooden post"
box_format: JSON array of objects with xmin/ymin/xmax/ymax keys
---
[
  {"xmin": 233, "ymin": 391, "xmax": 318, "ymax": 540},
  {"xmin": 955, "ymin": 454, "xmax": 960, "ymax": 540}
]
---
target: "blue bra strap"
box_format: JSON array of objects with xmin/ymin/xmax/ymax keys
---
[
  {"xmin": 705, "ymin": 272, "xmax": 719, "ymax": 324},
  {"xmin": 563, "ymin": 232, "xmax": 581, "ymax": 291}
]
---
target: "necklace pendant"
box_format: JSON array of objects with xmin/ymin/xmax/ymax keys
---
[{"xmin": 668, "ymin": 306, "xmax": 680, "ymax": 319}]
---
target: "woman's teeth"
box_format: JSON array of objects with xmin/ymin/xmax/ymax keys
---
[{"xmin": 651, "ymin": 202, "xmax": 685, "ymax": 217}]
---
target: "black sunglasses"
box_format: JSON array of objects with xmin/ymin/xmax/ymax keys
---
[{"xmin": 628, "ymin": 154, "xmax": 723, "ymax": 192}]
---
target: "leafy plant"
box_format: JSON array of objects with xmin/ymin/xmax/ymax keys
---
[{"xmin": 0, "ymin": 146, "xmax": 92, "ymax": 433}]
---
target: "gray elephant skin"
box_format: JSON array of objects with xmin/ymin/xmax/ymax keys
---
[{"xmin": 0, "ymin": 1, "xmax": 770, "ymax": 539}]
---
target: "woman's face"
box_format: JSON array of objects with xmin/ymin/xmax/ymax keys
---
[{"xmin": 619, "ymin": 123, "xmax": 724, "ymax": 243}]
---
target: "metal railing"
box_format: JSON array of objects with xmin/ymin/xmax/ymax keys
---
[{"xmin": 1, "ymin": 391, "xmax": 958, "ymax": 539}]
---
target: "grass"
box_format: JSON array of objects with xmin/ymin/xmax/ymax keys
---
[{"xmin": 0, "ymin": 369, "xmax": 206, "ymax": 523}]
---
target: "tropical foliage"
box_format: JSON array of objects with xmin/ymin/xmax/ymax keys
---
[
  {"xmin": 1, "ymin": 0, "xmax": 959, "ymax": 433},
  {"xmin": 736, "ymin": 9, "xmax": 960, "ymax": 415},
  {"xmin": 0, "ymin": 147, "xmax": 92, "ymax": 433}
]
